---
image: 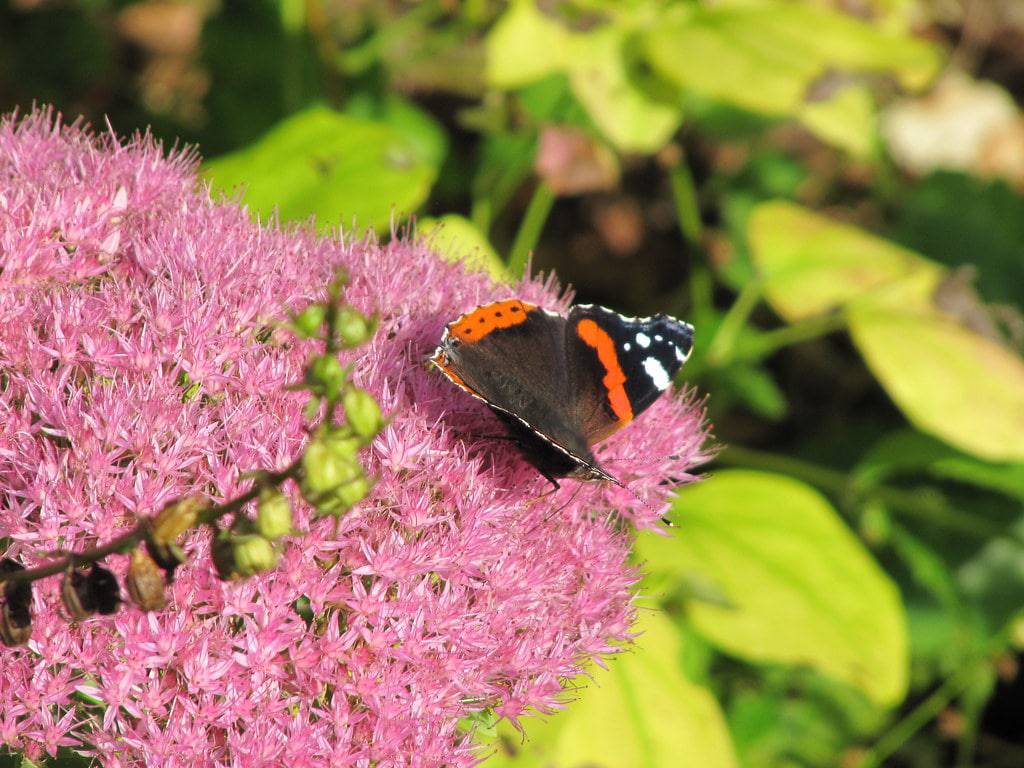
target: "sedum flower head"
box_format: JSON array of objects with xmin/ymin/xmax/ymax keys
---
[{"xmin": 0, "ymin": 109, "xmax": 709, "ymax": 766}]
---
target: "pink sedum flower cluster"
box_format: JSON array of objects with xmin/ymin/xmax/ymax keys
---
[{"xmin": 0, "ymin": 109, "xmax": 708, "ymax": 767}]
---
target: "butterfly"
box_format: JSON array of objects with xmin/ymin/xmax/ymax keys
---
[{"xmin": 431, "ymin": 299, "xmax": 693, "ymax": 488}]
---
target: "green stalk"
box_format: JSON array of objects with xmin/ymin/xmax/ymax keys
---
[
  {"xmin": 669, "ymin": 161, "xmax": 702, "ymax": 245},
  {"xmin": 857, "ymin": 666, "xmax": 981, "ymax": 768},
  {"xmin": 705, "ymin": 280, "xmax": 762, "ymax": 366},
  {"xmin": 507, "ymin": 182, "xmax": 555, "ymax": 277}
]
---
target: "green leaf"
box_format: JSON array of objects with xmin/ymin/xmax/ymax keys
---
[
  {"xmin": 957, "ymin": 518, "xmax": 1024, "ymax": 633},
  {"xmin": 566, "ymin": 27, "xmax": 682, "ymax": 153},
  {"xmin": 798, "ymin": 83, "xmax": 878, "ymax": 158},
  {"xmin": 344, "ymin": 92, "xmax": 449, "ymax": 169},
  {"xmin": 202, "ymin": 105, "xmax": 438, "ymax": 232},
  {"xmin": 716, "ymin": 363, "xmax": 788, "ymax": 421},
  {"xmin": 485, "ymin": 0, "xmax": 569, "ymax": 89},
  {"xmin": 748, "ymin": 200, "xmax": 944, "ymax": 321},
  {"xmin": 644, "ymin": 4, "xmax": 940, "ymax": 118},
  {"xmin": 419, "ymin": 214, "xmax": 510, "ymax": 282},
  {"xmin": 480, "ymin": 609, "xmax": 737, "ymax": 768},
  {"xmin": 848, "ymin": 304, "xmax": 1024, "ymax": 462},
  {"xmin": 638, "ymin": 470, "xmax": 908, "ymax": 706}
]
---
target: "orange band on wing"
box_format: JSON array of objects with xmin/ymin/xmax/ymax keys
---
[
  {"xmin": 575, "ymin": 318, "xmax": 633, "ymax": 423},
  {"xmin": 431, "ymin": 350, "xmax": 474, "ymax": 393},
  {"xmin": 449, "ymin": 300, "xmax": 537, "ymax": 342}
]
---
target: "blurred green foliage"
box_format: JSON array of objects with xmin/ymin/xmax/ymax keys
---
[{"xmin": 5, "ymin": 0, "xmax": 1024, "ymax": 766}]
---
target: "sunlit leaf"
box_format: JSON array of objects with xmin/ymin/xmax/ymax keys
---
[
  {"xmin": 644, "ymin": 4, "xmax": 940, "ymax": 118},
  {"xmin": 848, "ymin": 305, "xmax": 1024, "ymax": 462},
  {"xmin": 798, "ymin": 84, "xmax": 878, "ymax": 158},
  {"xmin": 485, "ymin": 0, "xmax": 569, "ymax": 89},
  {"xmin": 566, "ymin": 27, "xmax": 682, "ymax": 153},
  {"xmin": 480, "ymin": 609, "xmax": 737, "ymax": 768},
  {"xmin": 638, "ymin": 470, "xmax": 909, "ymax": 706},
  {"xmin": 748, "ymin": 200, "xmax": 944, "ymax": 321},
  {"xmin": 344, "ymin": 92, "xmax": 449, "ymax": 169},
  {"xmin": 419, "ymin": 214, "xmax": 510, "ymax": 282},
  {"xmin": 202, "ymin": 105, "xmax": 438, "ymax": 231}
]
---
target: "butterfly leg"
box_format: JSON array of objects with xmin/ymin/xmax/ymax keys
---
[{"xmin": 537, "ymin": 470, "xmax": 561, "ymax": 496}]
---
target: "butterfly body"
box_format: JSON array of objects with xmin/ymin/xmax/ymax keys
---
[{"xmin": 431, "ymin": 299, "xmax": 693, "ymax": 486}]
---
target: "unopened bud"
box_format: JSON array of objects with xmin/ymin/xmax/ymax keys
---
[
  {"xmin": 291, "ymin": 304, "xmax": 327, "ymax": 339},
  {"xmin": 62, "ymin": 567, "xmax": 95, "ymax": 620},
  {"xmin": 126, "ymin": 548, "xmax": 166, "ymax": 612},
  {"xmin": 333, "ymin": 307, "xmax": 375, "ymax": 348},
  {"xmin": 343, "ymin": 387, "xmax": 383, "ymax": 441},
  {"xmin": 334, "ymin": 476, "xmax": 372, "ymax": 512},
  {"xmin": 256, "ymin": 487, "xmax": 293, "ymax": 541},
  {"xmin": 306, "ymin": 354, "xmax": 345, "ymax": 398},
  {"xmin": 302, "ymin": 435, "xmax": 361, "ymax": 496},
  {"xmin": 87, "ymin": 564, "xmax": 121, "ymax": 615},
  {"xmin": 232, "ymin": 535, "xmax": 278, "ymax": 577},
  {"xmin": 152, "ymin": 495, "xmax": 206, "ymax": 544}
]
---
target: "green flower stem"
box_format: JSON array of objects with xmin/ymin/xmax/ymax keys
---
[
  {"xmin": 856, "ymin": 664, "xmax": 982, "ymax": 768},
  {"xmin": 0, "ymin": 456, "xmax": 304, "ymax": 587},
  {"xmin": 507, "ymin": 181, "xmax": 555, "ymax": 277},
  {"xmin": 705, "ymin": 280, "xmax": 763, "ymax": 366},
  {"xmin": 715, "ymin": 445, "xmax": 1002, "ymax": 538},
  {"xmin": 732, "ymin": 312, "xmax": 847, "ymax": 365},
  {"xmin": 669, "ymin": 161, "xmax": 702, "ymax": 245}
]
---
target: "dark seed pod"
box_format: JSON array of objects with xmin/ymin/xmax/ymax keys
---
[
  {"xmin": 146, "ymin": 539, "xmax": 186, "ymax": 582},
  {"xmin": 0, "ymin": 602, "xmax": 31, "ymax": 647},
  {"xmin": 126, "ymin": 548, "xmax": 166, "ymax": 612},
  {"xmin": 211, "ymin": 533, "xmax": 237, "ymax": 580},
  {"xmin": 87, "ymin": 564, "xmax": 121, "ymax": 615},
  {"xmin": 0, "ymin": 559, "xmax": 32, "ymax": 647},
  {"xmin": 61, "ymin": 567, "xmax": 96, "ymax": 620}
]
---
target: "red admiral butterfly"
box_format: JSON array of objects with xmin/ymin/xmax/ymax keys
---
[{"xmin": 431, "ymin": 299, "xmax": 694, "ymax": 488}]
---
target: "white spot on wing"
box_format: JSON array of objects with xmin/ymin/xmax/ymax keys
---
[
  {"xmin": 635, "ymin": 332, "xmax": 651, "ymax": 348},
  {"xmin": 674, "ymin": 345, "xmax": 685, "ymax": 362},
  {"xmin": 623, "ymin": 342, "xmax": 631, "ymax": 351},
  {"xmin": 655, "ymin": 334, "xmax": 663, "ymax": 342},
  {"xmin": 643, "ymin": 357, "xmax": 671, "ymax": 390}
]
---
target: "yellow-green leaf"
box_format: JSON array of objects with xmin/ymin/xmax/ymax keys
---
[
  {"xmin": 567, "ymin": 27, "xmax": 682, "ymax": 153},
  {"xmin": 485, "ymin": 0, "xmax": 569, "ymax": 89},
  {"xmin": 644, "ymin": 4, "xmax": 940, "ymax": 117},
  {"xmin": 798, "ymin": 84, "xmax": 878, "ymax": 158},
  {"xmin": 480, "ymin": 608, "xmax": 737, "ymax": 768},
  {"xmin": 202, "ymin": 105, "xmax": 437, "ymax": 232},
  {"xmin": 637, "ymin": 470, "xmax": 908, "ymax": 706},
  {"xmin": 419, "ymin": 214, "xmax": 510, "ymax": 283},
  {"xmin": 848, "ymin": 306, "xmax": 1024, "ymax": 462},
  {"xmin": 748, "ymin": 200, "xmax": 944, "ymax": 321}
]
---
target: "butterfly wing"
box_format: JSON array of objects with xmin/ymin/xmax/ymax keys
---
[
  {"xmin": 565, "ymin": 304, "xmax": 694, "ymax": 444},
  {"xmin": 431, "ymin": 300, "xmax": 594, "ymax": 464}
]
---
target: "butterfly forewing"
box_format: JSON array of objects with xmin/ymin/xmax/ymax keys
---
[{"xmin": 566, "ymin": 305, "xmax": 693, "ymax": 444}]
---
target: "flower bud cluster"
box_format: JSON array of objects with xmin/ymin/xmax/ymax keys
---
[{"xmin": 0, "ymin": 292, "xmax": 383, "ymax": 643}]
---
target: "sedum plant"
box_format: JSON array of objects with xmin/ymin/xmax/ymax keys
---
[{"xmin": 0, "ymin": 109, "xmax": 708, "ymax": 767}]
